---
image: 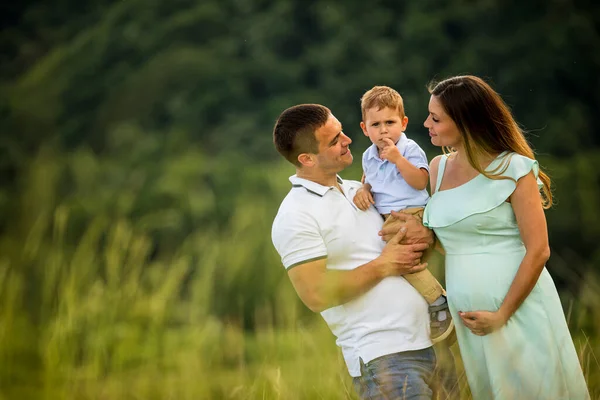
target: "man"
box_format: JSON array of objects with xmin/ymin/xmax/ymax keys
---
[{"xmin": 271, "ymin": 104, "xmax": 438, "ymax": 399}]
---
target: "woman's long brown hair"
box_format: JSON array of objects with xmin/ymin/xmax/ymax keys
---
[{"xmin": 429, "ymin": 75, "xmax": 552, "ymax": 208}]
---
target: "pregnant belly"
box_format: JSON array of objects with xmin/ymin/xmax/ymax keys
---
[{"xmin": 445, "ymin": 251, "xmax": 526, "ymax": 312}]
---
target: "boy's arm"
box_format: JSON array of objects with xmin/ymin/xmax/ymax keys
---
[
  {"xmin": 360, "ymin": 172, "xmax": 373, "ymax": 194},
  {"xmin": 355, "ymin": 158, "xmax": 375, "ymax": 210},
  {"xmin": 379, "ymin": 138, "xmax": 428, "ymax": 190},
  {"xmin": 393, "ymin": 158, "xmax": 429, "ymax": 190},
  {"xmin": 354, "ymin": 181, "xmax": 374, "ymax": 210}
]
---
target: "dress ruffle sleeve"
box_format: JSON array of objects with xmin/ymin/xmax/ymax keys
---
[{"xmin": 423, "ymin": 153, "xmax": 543, "ymax": 228}]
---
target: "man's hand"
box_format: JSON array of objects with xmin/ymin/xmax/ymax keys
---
[
  {"xmin": 353, "ymin": 185, "xmax": 375, "ymax": 211},
  {"xmin": 377, "ymin": 227, "xmax": 429, "ymax": 278},
  {"xmin": 378, "ymin": 210, "xmax": 434, "ymax": 245},
  {"xmin": 379, "ymin": 138, "xmax": 402, "ymax": 164}
]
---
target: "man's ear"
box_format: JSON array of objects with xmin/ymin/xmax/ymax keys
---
[
  {"xmin": 360, "ymin": 121, "xmax": 368, "ymax": 137},
  {"xmin": 401, "ymin": 116, "xmax": 409, "ymax": 131},
  {"xmin": 297, "ymin": 153, "xmax": 315, "ymax": 167}
]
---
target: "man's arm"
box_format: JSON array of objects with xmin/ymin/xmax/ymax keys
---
[
  {"xmin": 288, "ymin": 228, "xmax": 429, "ymax": 313},
  {"xmin": 288, "ymin": 258, "xmax": 383, "ymax": 313}
]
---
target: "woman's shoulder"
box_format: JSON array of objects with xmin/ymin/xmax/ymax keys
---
[
  {"xmin": 430, "ymin": 154, "xmax": 444, "ymax": 168},
  {"xmin": 425, "ymin": 152, "xmax": 543, "ymax": 228},
  {"xmin": 428, "ymin": 154, "xmax": 448, "ymax": 193},
  {"xmin": 429, "ymin": 153, "xmax": 450, "ymax": 173},
  {"xmin": 494, "ymin": 152, "xmax": 540, "ymax": 181}
]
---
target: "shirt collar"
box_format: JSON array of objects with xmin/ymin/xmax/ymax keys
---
[
  {"xmin": 397, "ymin": 133, "xmax": 408, "ymax": 154},
  {"xmin": 365, "ymin": 133, "xmax": 408, "ymax": 161},
  {"xmin": 289, "ymin": 175, "xmax": 344, "ymax": 197},
  {"xmin": 365, "ymin": 143, "xmax": 380, "ymax": 160}
]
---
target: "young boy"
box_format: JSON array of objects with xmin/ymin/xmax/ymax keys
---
[{"xmin": 354, "ymin": 86, "xmax": 453, "ymax": 343}]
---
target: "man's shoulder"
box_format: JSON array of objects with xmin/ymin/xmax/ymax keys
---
[
  {"xmin": 272, "ymin": 189, "xmax": 323, "ymax": 245},
  {"xmin": 274, "ymin": 187, "xmax": 320, "ymax": 221},
  {"xmin": 277, "ymin": 187, "xmax": 306, "ymax": 207},
  {"xmin": 274, "ymin": 178, "xmax": 361, "ymax": 222}
]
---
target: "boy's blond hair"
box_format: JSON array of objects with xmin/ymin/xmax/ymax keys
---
[{"xmin": 360, "ymin": 86, "xmax": 405, "ymax": 121}]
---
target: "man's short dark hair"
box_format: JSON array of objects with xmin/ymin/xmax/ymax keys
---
[{"xmin": 273, "ymin": 104, "xmax": 330, "ymax": 167}]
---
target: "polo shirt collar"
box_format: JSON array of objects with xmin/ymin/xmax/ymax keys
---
[
  {"xmin": 289, "ymin": 175, "xmax": 344, "ymax": 197},
  {"xmin": 365, "ymin": 133, "xmax": 408, "ymax": 160},
  {"xmin": 364, "ymin": 143, "xmax": 380, "ymax": 161}
]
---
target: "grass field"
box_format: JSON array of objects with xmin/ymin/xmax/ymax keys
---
[{"xmin": 0, "ymin": 159, "xmax": 598, "ymax": 399}]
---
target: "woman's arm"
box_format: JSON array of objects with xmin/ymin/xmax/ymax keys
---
[
  {"xmin": 496, "ymin": 171, "xmax": 550, "ymax": 320},
  {"xmin": 460, "ymin": 171, "xmax": 549, "ymax": 334}
]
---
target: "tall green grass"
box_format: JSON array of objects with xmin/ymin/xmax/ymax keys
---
[
  {"xmin": 0, "ymin": 149, "xmax": 597, "ymax": 399},
  {"xmin": 0, "ymin": 209, "xmax": 356, "ymax": 399}
]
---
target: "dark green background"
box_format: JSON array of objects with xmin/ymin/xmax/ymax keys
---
[{"xmin": 1, "ymin": 1, "xmax": 599, "ymax": 397}]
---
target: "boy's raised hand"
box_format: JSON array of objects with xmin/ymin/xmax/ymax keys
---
[
  {"xmin": 353, "ymin": 185, "xmax": 375, "ymax": 211},
  {"xmin": 379, "ymin": 138, "xmax": 402, "ymax": 164}
]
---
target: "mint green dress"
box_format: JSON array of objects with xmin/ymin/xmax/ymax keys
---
[{"xmin": 423, "ymin": 152, "xmax": 589, "ymax": 400}]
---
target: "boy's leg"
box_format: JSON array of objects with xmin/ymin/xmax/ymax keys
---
[
  {"xmin": 403, "ymin": 268, "xmax": 444, "ymax": 304},
  {"xmin": 382, "ymin": 208, "xmax": 444, "ymax": 304},
  {"xmin": 383, "ymin": 207, "xmax": 454, "ymax": 344}
]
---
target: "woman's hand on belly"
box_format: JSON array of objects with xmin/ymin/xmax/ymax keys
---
[{"xmin": 458, "ymin": 309, "xmax": 509, "ymax": 336}]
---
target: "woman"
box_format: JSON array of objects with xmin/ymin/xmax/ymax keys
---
[{"xmin": 422, "ymin": 75, "xmax": 589, "ymax": 399}]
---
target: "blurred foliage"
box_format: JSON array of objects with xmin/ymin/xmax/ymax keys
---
[{"xmin": 1, "ymin": 0, "xmax": 599, "ymax": 398}]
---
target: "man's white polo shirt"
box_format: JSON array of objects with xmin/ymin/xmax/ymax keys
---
[{"xmin": 271, "ymin": 175, "xmax": 431, "ymax": 377}]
